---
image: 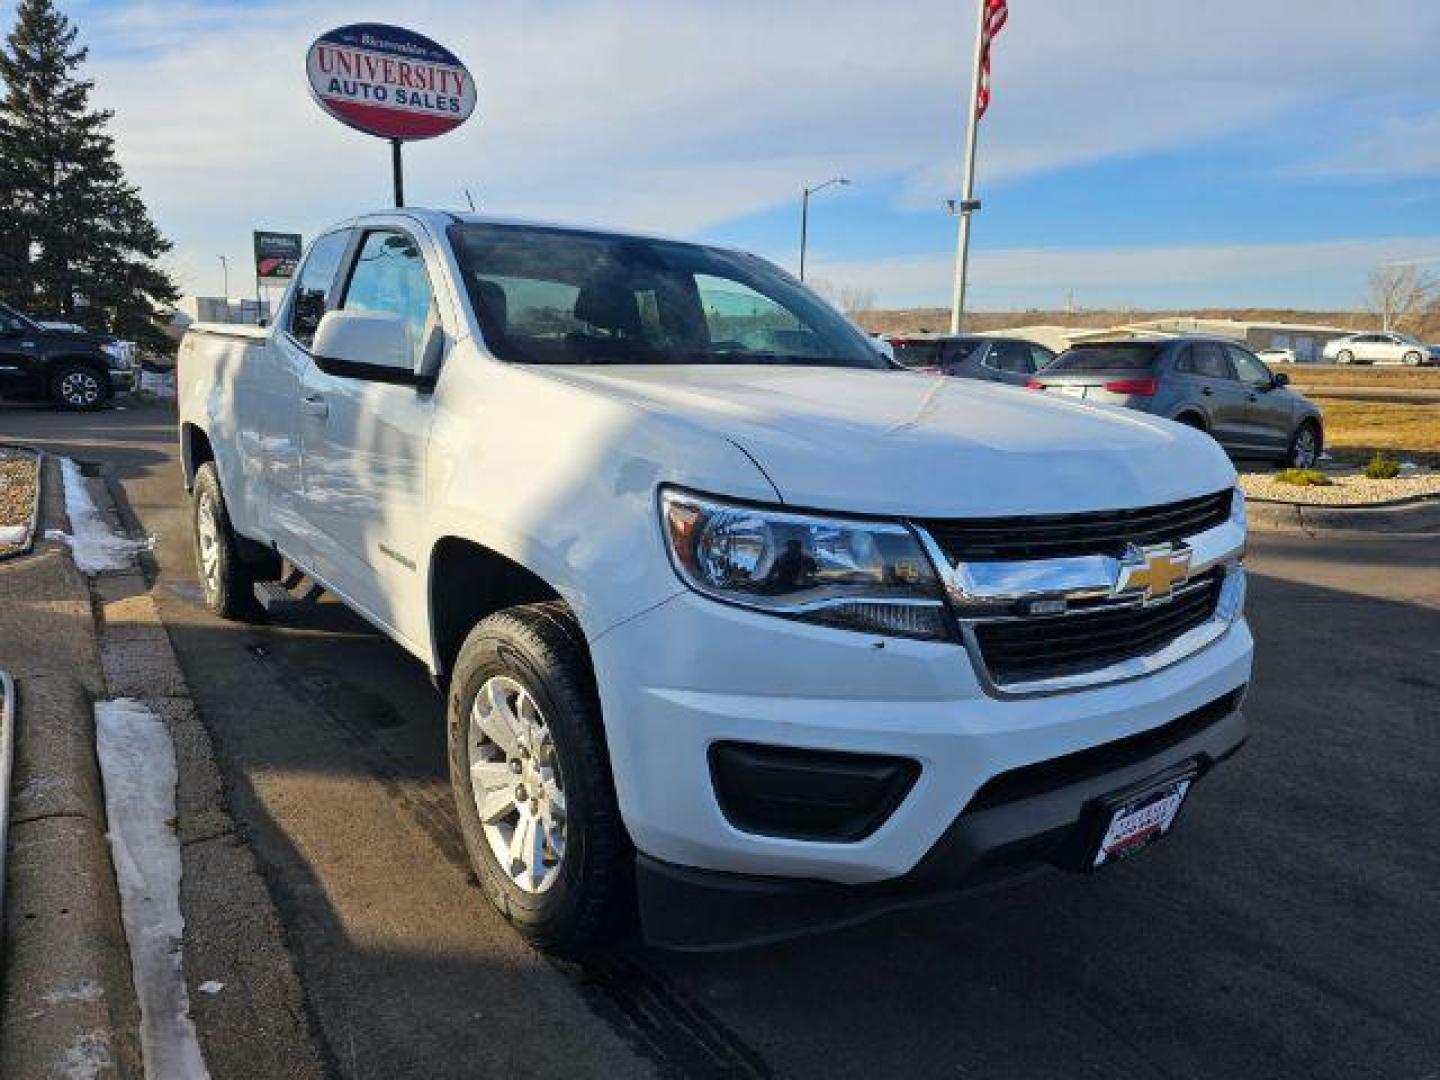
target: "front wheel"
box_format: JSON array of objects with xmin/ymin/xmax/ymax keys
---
[
  {"xmin": 1403, "ymin": 351, "xmax": 1423, "ymax": 367},
  {"xmin": 191, "ymin": 463, "xmax": 266, "ymax": 621},
  {"xmin": 448, "ymin": 603, "xmax": 630, "ymax": 955},
  {"xmin": 1286, "ymin": 420, "xmax": 1323, "ymax": 469},
  {"xmin": 1335, "ymin": 350, "xmax": 1353, "ymax": 365},
  {"xmin": 50, "ymin": 363, "xmax": 110, "ymax": 410}
]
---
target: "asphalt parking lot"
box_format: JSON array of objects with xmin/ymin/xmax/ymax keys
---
[{"xmin": 4, "ymin": 398, "xmax": 1438, "ymax": 1080}]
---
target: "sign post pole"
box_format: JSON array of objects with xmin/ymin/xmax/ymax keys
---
[{"xmin": 391, "ymin": 139, "xmax": 404, "ymax": 208}]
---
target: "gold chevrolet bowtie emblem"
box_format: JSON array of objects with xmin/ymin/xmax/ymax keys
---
[{"xmin": 1115, "ymin": 544, "xmax": 1192, "ymax": 603}]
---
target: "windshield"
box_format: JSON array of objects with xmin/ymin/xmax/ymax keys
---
[
  {"xmin": 448, "ymin": 223, "xmax": 885, "ymax": 369},
  {"xmin": 1048, "ymin": 342, "xmax": 1160, "ymax": 372},
  {"xmin": 0, "ymin": 302, "xmax": 36, "ymax": 333}
]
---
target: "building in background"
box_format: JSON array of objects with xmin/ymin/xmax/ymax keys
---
[
  {"xmin": 176, "ymin": 296, "xmax": 272, "ymax": 327},
  {"xmin": 989, "ymin": 317, "xmax": 1356, "ymax": 362}
]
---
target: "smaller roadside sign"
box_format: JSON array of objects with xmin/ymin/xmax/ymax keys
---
[{"xmin": 253, "ymin": 231, "xmax": 303, "ymax": 282}]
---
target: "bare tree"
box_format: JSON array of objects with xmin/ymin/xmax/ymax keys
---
[
  {"xmin": 835, "ymin": 283, "xmax": 876, "ymax": 317},
  {"xmin": 1365, "ymin": 264, "xmax": 1438, "ymax": 332}
]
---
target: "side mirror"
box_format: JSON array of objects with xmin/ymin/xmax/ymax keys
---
[
  {"xmin": 1272, "ymin": 372, "xmax": 1290, "ymax": 388},
  {"xmin": 312, "ymin": 310, "xmax": 434, "ymax": 390}
]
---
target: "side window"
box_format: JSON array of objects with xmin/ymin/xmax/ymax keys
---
[
  {"xmin": 1227, "ymin": 345, "xmax": 1272, "ymax": 387},
  {"xmin": 287, "ymin": 231, "xmax": 351, "ymax": 348},
  {"xmin": 341, "ymin": 230, "xmax": 438, "ymax": 369},
  {"xmin": 988, "ymin": 340, "xmax": 1033, "ymax": 373},
  {"xmin": 1192, "ymin": 342, "xmax": 1234, "ymax": 380},
  {"xmin": 1173, "ymin": 346, "xmax": 1195, "ymax": 374},
  {"xmin": 1029, "ymin": 344, "xmax": 1055, "ymax": 370}
]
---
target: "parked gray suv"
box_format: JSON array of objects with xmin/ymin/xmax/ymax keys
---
[
  {"xmin": 1029, "ymin": 336, "xmax": 1325, "ymax": 467},
  {"xmin": 887, "ymin": 334, "xmax": 1056, "ymax": 386}
]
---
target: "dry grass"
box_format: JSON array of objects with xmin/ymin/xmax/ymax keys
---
[
  {"xmin": 1287, "ymin": 367, "xmax": 1440, "ymax": 391},
  {"xmin": 1321, "ymin": 400, "xmax": 1440, "ymax": 466}
]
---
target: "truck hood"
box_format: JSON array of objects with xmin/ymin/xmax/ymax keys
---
[{"xmin": 546, "ymin": 365, "xmax": 1236, "ymax": 517}]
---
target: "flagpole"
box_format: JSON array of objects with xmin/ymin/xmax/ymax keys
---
[{"xmin": 949, "ymin": 0, "xmax": 989, "ymax": 334}]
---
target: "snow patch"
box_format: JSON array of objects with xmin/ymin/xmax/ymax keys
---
[
  {"xmin": 0, "ymin": 523, "xmax": 27, "ymax": 545},
  {"xmin": 95, "ymin": 699, "xmax": 210, "ymax": 1080},
  {"xmin": 43, "ymin": 979, "xmax": 103, "ymax": 1005},
  {"xmin": 55, "ymin": 1030, "xmax": 114, "ymax": 1079},
  {"xmin": 46, "ymin": 458, "xmax": 148, "ymax": 572},
  {"xmin": 197, "ymin": 980, "xmax": 224, "ymax": 996}
]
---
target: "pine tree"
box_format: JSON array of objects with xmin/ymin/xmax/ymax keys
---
[{"xmin": 0, "ymin": 0, "xmax": 178, "ymax": 353}]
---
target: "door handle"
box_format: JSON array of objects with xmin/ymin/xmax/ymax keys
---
[
  {"xmin": 1200, "ymin": 386, "xmax": 1213, "ymax": 396},
  {"xmin": 1246, "ymin": 393, "xmax": 1258, "ymax": 402},
  {"xmin": 301, "ymin": 394, "xmax": 328, "ymax": 419}
]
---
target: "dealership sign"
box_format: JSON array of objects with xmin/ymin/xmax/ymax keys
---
[
  {"xmin": 306, "ymin": 24, "xmax": 476, "ymax": 141},
  {"xmin": 253, "ymin": 231, "xmax": 303, "ymax": 282}
]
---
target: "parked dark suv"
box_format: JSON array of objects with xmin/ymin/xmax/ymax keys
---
[
  {"xmin": 1029, "ymin": 336, "xmax": 1324, "ymax": 467},
  {"xmin": 887, "ymin": 334, "xmax": 1056, "ymax": 386},
  {"xmin": 0, "ymin": 301, "xmax": 135, "ymax": 409}
]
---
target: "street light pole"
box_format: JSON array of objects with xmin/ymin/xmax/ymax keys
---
[{"xmin": 799, "ymin": 177, "xmax": 849, "ymax": 282}]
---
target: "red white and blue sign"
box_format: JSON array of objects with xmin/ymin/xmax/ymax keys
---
[{"xmin": 306, "ymin": 24, "xmax": 476, "ymax": 141}]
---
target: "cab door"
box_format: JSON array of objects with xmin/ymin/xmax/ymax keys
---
[
  {"xmin": 1226, "ymin": 344, "xmax": 1292, "ymax": 452},
  {"xmin": 0, "ymin": 307, "xmax": 39, "ymax": 393},
  {"xmin": 1176, "ymin": 342, "xmax": 1248, "ymax": 450},
  {"xmin": 247, "ymin": 229, "xmax": 353, "ymax": 565},
  {"xmin": 298, "ymin": 226, "xmax": 441, "ymax": 650}
]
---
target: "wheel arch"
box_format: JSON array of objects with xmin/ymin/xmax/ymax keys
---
[
  {"xmin": 1171, "ymin": 408, "xmax": 1210, "ymax": 432},
  {"xmin": 181, "ymin": 422, "xmax": 214, "ymax": 492},
  {"xmin": 427, "ymin": 536, "xmax": 573, "ymax": 684}
]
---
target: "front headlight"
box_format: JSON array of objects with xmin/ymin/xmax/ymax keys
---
[
  {"xmin": 1230, "ymin": 483, "xmax": 1246, "ymax": 533},
  {"xmin": 660, "ymin": 489, "xmax": 953, "ymax": 640}
]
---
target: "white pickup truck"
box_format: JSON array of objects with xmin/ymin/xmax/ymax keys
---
[{"xmin": 178, "ymin": 210, "xmax": 1251, "ymax": 952}]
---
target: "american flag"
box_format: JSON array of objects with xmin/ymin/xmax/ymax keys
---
[{"xmin": 975, "ymin": 0, "xmax": 1009, "ymax": 119}]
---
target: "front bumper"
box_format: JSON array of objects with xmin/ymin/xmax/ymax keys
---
[
  {"xmin": 591, "ymin": 588, "xmax": 1253, "ymax": 893},
  {"xmin": 638, "ymin": 688, "xmax": 1245, "ymax": 949}
]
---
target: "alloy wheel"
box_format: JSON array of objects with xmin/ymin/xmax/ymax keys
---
[
  {"xmin": 1293, "ymin": 427, "xmax": 1319, "ymax": 469},
  {"xmin": 468, "ymin": 676, "xmax": 567, "ymax": 893},
  {"xmin": 196, "ymin": 493, "xmax": 222, "ymax": 600},
  {"xmin": 60, "ymin": 370, "xmax": 102, "ymax": 407}
]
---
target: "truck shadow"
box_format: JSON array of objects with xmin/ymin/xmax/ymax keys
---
[{"xmin": 156, "ymin": 540, "xmax": 1440, "ymax": 1080}]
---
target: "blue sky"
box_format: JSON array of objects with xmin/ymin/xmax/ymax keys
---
[{"xmin": 6, "ymin": 0, "xmax": 1439, "ymax": 310}]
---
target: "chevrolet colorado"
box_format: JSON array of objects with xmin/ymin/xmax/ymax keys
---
[{"xmin": 177, "ymin": 211, "xmax": 1251, "ymax": 952}]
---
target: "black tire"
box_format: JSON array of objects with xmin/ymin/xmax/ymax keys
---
[
  {"xmin": 447, "ymin": 602, "xmax": 629, "ymax": 955},
  {"xmin": 1403, "ymin": 351, "xmax": 1423, "ymax": 367},
  {"xmin": 1336, "ymin": 350, "xmax": 1353, "ymax": 365},
  {"xmin": 191, "ymin": 463, "xmax": 266, "ymax": 621},
  {"xmin": 50, "ymin": 362, "xmax": 110, "ymax": 410},
  {"xmin": 1285, "ymin": 419, "xmax": 1323, "ymax": 469}
]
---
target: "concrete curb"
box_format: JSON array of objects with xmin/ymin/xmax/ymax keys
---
[
  {"xmin": 84, "ymin": 463, "xmax": 327, "ymax": 1079},
  {"xmin": 1, "ymin": 456, "xmax": 144, "ymax": 1079},
  {"xmin": 1246, "ymin": 496, "xmax": 1440, "ymax": 535}
]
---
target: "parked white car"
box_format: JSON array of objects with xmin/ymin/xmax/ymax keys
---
[
  {"xmin": 1256, "ymin": 346, "xmax": 1296, "ymax": 364},
  {"xmin": 1322, "ymin": 331, "xmax": 1432, "ymax": 366},
  {"xmin": 177, "ymin": 210, "xmax": 1252, "ymax": 951}
]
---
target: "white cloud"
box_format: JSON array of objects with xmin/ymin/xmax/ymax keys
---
[{"xmin": 4, "ymin": 0, "xmax": 1438, "ymax": 300}]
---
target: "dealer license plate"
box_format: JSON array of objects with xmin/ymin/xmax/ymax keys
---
[
  {"xmin": 1092, "ymin": 775, "xmax": 1192, "ymax": 868},
  {"xmin": 1058, "ymin": 384, "xmax": 1087, "ymax": 398}
]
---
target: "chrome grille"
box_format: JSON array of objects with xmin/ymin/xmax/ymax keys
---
[
  {"xmin": 920, "ymin": 489, "xmax": 1233, "ymax": 563},
  {"xmin": 971, "ymin": 573, "xmax": 1223, "ymax": 686}
]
